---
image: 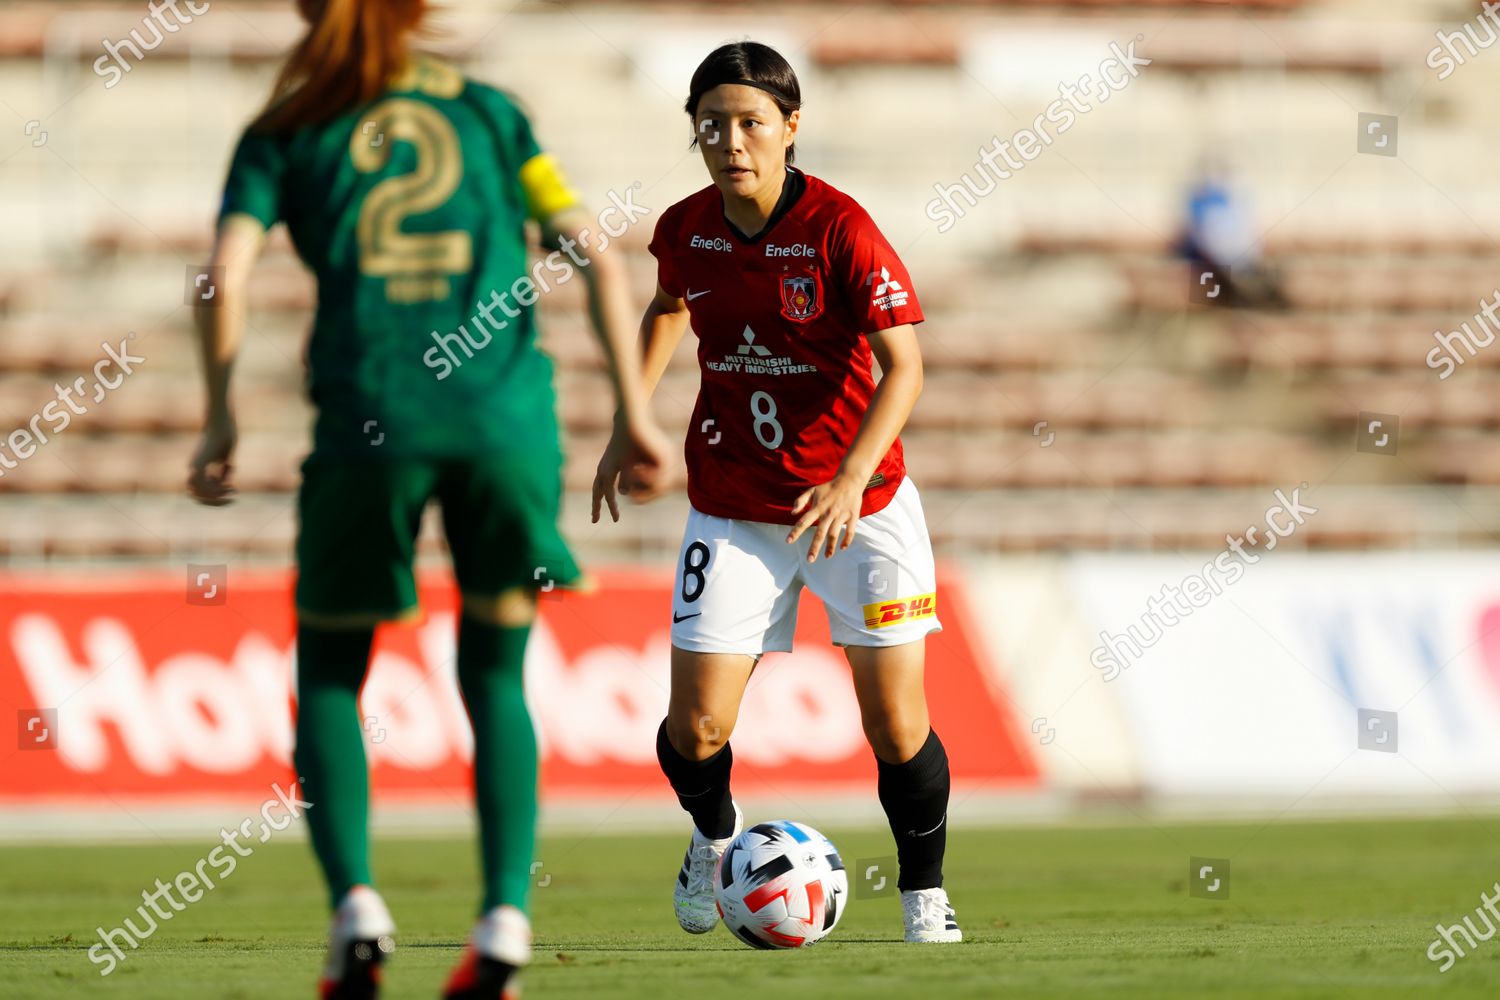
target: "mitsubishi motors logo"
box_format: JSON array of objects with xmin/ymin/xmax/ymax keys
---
[
  {"xmin": 736, "ymin": 325, "xmax": 772, "ymax": 356},
  {"xmin": 865, "ymin": 267, "xmax": 909, "ymax": 312},
  {"xmin": 867, "ymin": 267, "xmax": 902, "ymax": 296}
]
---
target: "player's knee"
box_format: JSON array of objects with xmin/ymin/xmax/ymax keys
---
[
  {"xmin": 461, "ymin": 587, "xmax": 537, "ymax": 627},
  {"xmin": 862, "ymin": 713, "xmax": 929, "ymax": 765},
  {"xmin": 666, "ymin": 709, "xmax": 733, "ymax": 760}
]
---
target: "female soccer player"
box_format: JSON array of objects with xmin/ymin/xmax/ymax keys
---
[
  {"xmin": 189, "ymin": 1, "xmax": 668, "ymax": 996},
  {"xmin": 593, "ymin": 41, "xmax": 961, "ymax": 945}
]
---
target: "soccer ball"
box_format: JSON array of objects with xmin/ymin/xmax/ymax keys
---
[{"xmin": 714, "ymin": 820, "xmax": 848, "ymax": 949}]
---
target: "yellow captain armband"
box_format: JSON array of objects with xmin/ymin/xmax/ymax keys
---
[{"xmin": 519, "ymin": 153, "xmax": 581, "ymax": 222}]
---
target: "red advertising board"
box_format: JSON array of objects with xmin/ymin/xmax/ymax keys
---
[{"xmin": 2, "ymin": 569, "xmax": 1037, "ymax": 804}]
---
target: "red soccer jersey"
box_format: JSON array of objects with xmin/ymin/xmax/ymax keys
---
[{"xmin": 647, "ymin": 168, "xmax": 924, "ymax": 524}]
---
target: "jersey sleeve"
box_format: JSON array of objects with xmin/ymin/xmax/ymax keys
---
[
  {"xmin": 647, "ymin": 208, "xmax": 684, "ymax": 299},
  {"xmin": 218, "ymin": 127, "xmax": 287, "ymax": 229},
  {"xmin": 510, "ymin": 114, "xmax": 581, "ymax": 222},
  {"xmin": 829, "ymin": 204, "xmax": 924, "ymax": 332},
  {"xmin": 471, "ymin": 85, "xmax": 581, "ymax": 223}
]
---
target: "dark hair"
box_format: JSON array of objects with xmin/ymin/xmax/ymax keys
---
[{"xmin": 684, "ymin": 41, "xmax": 802, "ymax": 165}]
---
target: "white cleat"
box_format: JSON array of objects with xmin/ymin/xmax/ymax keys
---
[
  {"xmin": 902, "ymin": 887, "xmax": 963, "ymax": 943},
  {"xmin": 440, "ymin": 904, "xmax": 530, "ymax": 999},
  {"xmin": 672, "ymin": 802, "xmax": 743, "ymax": 933},
  {"xmin": 469, "ymin": 904, "xmax": 533, "ymax": 967},
  {"xmin": 319, "ymin": 885, "xmax": 397, "ymax": 996}
]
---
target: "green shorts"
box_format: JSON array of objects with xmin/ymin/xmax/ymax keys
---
[{"xmin": 294, "ymin": 452, "xmax": 584, "ymax": 622}]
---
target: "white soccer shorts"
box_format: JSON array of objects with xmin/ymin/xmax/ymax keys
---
[{"xmin": 669, "ymin": 476, "xmax": 943, "ymax": 654}]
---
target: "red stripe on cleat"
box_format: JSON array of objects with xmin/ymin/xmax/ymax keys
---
[{"xmin": 442, "ymin": 948, "xmax": 480, "ymax": 994}]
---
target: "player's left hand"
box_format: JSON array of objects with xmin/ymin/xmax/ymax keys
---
[
  {"xmin": 787, "ymin": 471, "xmax": 865, "ymax": 562},
  {"xmin": 188, "ymin": 414, "xmax": 238, "ymax": 506},
  {"xmin": 593, "ymin": 411, "xmax": 676, "ymax": 521}
]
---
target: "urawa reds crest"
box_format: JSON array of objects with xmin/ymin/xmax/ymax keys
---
[{"xmin": 780, "ymin": 268, "xmax": 823, "ymax": 322}]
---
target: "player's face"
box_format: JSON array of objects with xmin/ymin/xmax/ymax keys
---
[{"xmin": 694, "ymin": 84, "xmax": 798, "ymax": 199}]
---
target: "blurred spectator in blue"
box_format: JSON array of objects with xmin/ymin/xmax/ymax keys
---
[{"xmin": 1178, "ymin": 156, "xmax": 1286, "ymax": 310}]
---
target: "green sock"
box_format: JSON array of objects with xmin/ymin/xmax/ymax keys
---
[
  {"xmin": 293, "ymin": 623, "xmax": 376, "ymax": 909},
  {"xmin": 457, "ymin": 615, "xmax": 538, "ymax": 914}
]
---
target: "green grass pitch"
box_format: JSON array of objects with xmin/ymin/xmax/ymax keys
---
[{"xmin": 4, "ymin": 814, "xmax": 1499, "ymax": 998}]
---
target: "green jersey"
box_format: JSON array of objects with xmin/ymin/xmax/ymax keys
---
[{"xmin": 219, "ymin": 56, "xmax": 579, "ymax": 457}]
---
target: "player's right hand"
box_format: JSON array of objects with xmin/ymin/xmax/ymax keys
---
[
  {"xmin": 592, "ymin": 413, "xmax": 673, "ymax": 522},
  {"xmin": 188, "ymin": 414, "xmax": 238, "ymax": 507}
]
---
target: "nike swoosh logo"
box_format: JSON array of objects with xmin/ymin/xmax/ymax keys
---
[
  {"xmin": 908, "ymin": 814, "xmax": 947, "ymax": 838},
  {"xmin": 673, "ymin": 611, "xmax": 702, "ymax": 623},
  {"xmin": 686, "ymin": 289, "xmax": 712, "ymax": 301}
]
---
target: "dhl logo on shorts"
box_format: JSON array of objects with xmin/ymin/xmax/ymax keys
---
[{"xmin": 862, "ymin": 593, "xmax": 937, "ymax": 629}]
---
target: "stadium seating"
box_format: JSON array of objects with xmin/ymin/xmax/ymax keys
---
[{"xmin": 1, "ymin": 0, "xmax": 1497, "ymax": 559}]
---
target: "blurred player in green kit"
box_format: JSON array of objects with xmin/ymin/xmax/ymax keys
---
[{"xmin": 187, "ymin": 2, "xmax": 669, "ymax": 996}]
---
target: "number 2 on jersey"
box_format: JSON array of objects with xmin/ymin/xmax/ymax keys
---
[{"xmin": 348, "ymin": 98, "xmax": 471, "ymax": 303}]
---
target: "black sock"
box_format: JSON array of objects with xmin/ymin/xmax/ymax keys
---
[
  {"xmin": 876, "ymin": 728, "xmax": 950, "ymax": 892},
  {"xmin": 655, "ymin": 719, "xmax": 737, "ymax": 839}
]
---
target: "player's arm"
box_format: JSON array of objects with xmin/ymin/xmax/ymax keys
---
[
  {"xmin": 836, "ymin": 323, "xmax": 923, "ymax": 489},
  {"xmin": 188, "ymin": 212, "xmax": 267, "ymax": 506},
  {"xmin": 590, "ymin": 283, "xmax": 691, "ymax": 521},
  {"xmin": 788, "ymin": 323, "xmax": 924, "ymax": 559},
  {"xmin": 520, "ymin": 134, "xmax": 664, "ymax": 450},
  {"xmin": 536, "ymin": 207, "xmax": 673, "ymax": 518},
  {"xmin": 638, "ymin": 283, "xmax": 691, "ymax": 396},
  {"xmin": 540, "ymin": 208, "xmax": 654, "ymax": 429}
]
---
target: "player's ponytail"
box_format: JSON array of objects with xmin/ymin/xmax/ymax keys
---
[
  {"xmin": 254, "ymin": 0, "xmax": 428, "ymax": 132},
  {"xmin": 685, "ymin": 41, "xmax": 803, "ymax": 165}
]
